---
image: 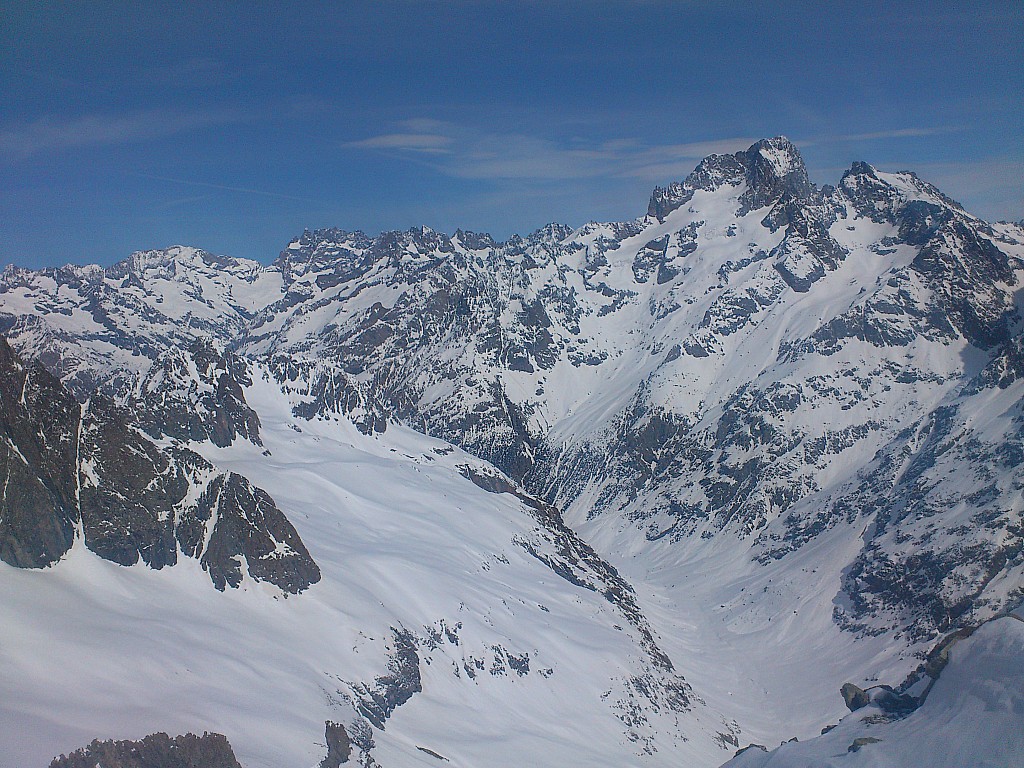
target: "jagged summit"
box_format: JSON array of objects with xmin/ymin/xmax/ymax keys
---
[
  {"xmin": 839, "ymin": 160, "xmax": 968, "ymax": 220},
  {"xmin": 116, "ymin": 245, "xmax": 257, "ymax": 276},
  {"xmin": 1, "ymin": 246, "xmax": 258, "ymax": 287},
  {"xmin": 741, "ymin": 135, "xmax": 814, "ymax": 205},
  {"xmin": 453, "ymin": 228, "xmax": 498, "ymax": 250},
  {"xmin": 272, "ymin": 138, "xmax": 818, "ymax": 263},
  {"xmin": 648, "ymin": 135, "xmax": 813, "ymax": 221}
]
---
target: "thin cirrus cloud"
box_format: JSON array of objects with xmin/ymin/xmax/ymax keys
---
[
  {"xmin": 131, "ymin": 172, "xmax": 326, "ymax": 204},
  {"xmin": 801, "ymin": 126, "xmax": 966, "ymax": 146},
  {"xmin": 0, "ymin": 108, "xmax": 246, "ymax": 161},
  {"xmin": 342, "ymin": 122, "xmax": 972, "ymax": 184},
  {"xmin": 342, "ymin": 121, "xmax": 757, "ymax": 182},
  {"xmin": 342, "ymin": 132, "xmax": 454, "ymax": 154}
]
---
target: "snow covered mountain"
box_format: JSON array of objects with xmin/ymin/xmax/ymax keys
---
[{"xmin": 1, "ymin": 137, "xmax": 1022, "ymax": 767}]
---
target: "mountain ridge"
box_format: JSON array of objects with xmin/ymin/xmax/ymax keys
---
[
  {"xmin": 1, "ymin": 136, "xmax": 1022, "ymax": 767},
  {"xmin": 4, "ymin": 135, "xmax": 1021, "ymax": 638}
]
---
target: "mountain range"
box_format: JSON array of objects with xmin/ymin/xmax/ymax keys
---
[{"xmin": 1, "ymin": 137, "xmax": 1022, "ymax": 767}]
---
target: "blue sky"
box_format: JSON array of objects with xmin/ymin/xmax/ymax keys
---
[{"xmin": 1, "ymin": 1, "xmax": 1022, "ymax": 268}]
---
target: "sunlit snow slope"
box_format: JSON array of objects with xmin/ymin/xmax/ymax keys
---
[
  {"xmin": 722, "ymin": 611, "xmax": 1024, "ymax": 768},
  {"xmin": 0, "ymin": 367, "xmax": 737, "ymax": 768},
  {"xmin": 1, "ymin": 137, "xmax": 1022, "ymax": 767}
]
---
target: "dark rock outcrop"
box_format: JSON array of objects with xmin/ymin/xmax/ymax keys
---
[
  {"xmin": 78, "ymin": 395, "xmax": 188, "ymax": 569},
  {"xmin": 180, "ymin": 472, "xmax": 321, "ymax": 593},
  {"xmin": 50, "ymin": 732, "xmax": 242, "ymax": 768},
  {"xmin": 0, "ymin": 339, "xmax": 80, "ymax": 567},
  {"xmin": 132, "ymin": 342, "xmax": 262, "ymax": 448},
  {"xmin": 840, "ymin": 682, "xmax": 870, "ymax": 712},
  {"xmin": 319, "ymin": 722, "xmax": 352, "ymax": 768},
  {"xmin": 847, "ymin": 736, "xmax": 881, "ymax": 753},
  {"xmin": 351, "ymin": 628, "xmax": 423, "ymax": 730},
  {"xmin": 0, "ymin": 337, "xmax": 319, "ymax": 594}
]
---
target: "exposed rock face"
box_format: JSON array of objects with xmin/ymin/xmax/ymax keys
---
[
  {"xmin": 319, "ymin": 722, "xmax": 352, "ymax": 768},
  {"xmin": 78, "ymin": 395, "xmax": 190, "ymax": 568},
  {"xmin": 265, "ymin": 355, "xmax": 387, "ymax": 435},
  {"xmin": 131, "ymin": 342, "xmax": 262, "ymax": 447},
  {"xmin": 351, "ymin": 628, "xmax": 424, "ymax": 730},
  {"xmin": 181, "ymin": 472, "xmax": 320, "ymax": 593},
  {"xmin": 647, "ymin": 136, "xmax": 814, "ymax": 222},
  {"xmin": 0, "ymin": 338, "xmax": 319, "ymax": 593},
  {"xmin": 840, "ymin": 683, "xmax": 870, "ymax": 712},
  {"xmin": 0, "ymin": 339, "xmax": 80, "ymax": 567},
  {"xmin": 2, "ymin": 136, "xmax": 1022, "ymax": 651},
  {"xmin": 49, "ymin": 732, "xmax": 242, "ymax": 768}
]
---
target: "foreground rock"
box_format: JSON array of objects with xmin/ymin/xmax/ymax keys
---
[{"xmin": 50, "ymin": 732, "xmax": 242, "ymax": 768}]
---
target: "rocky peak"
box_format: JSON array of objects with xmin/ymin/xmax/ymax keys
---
[
  {"xmin": 275, "ymin": 226, "xmax": 465, "ymax": 288},
  {"xmin": 453, "ymin": 229, "xmax": 498, "ymax": 251},
  {"xmin": 378, "ymin": 226, "xmax": 456, "ymax": 259},
  {"xmin": 838, "ymin": 161, "xmax": 901, "ymax": 221},
  {"xmin": 102, "ymin": 246, "xmax": 242, "ymax": 283},
  {"xmin": 646, "ymin": 180, "xmax": 691, "ymax": 220},
  {"xmin": 648, "ymin": 136, "xmax": 813, "ymax": 221},
  {"xmin": 839, "ymin": 162, "xmax": 965, "ymax": 224},
  {"xmin": 1, "ymin": 262, "xmax": 104, "ymax": 292},
  {"xmin": 274, "ymin": 228, "xmax": 372, "ymax": 280},
  {"xmin": 741, "ymin": 135, "xmax": 814, "ymax": 205},
  {"xmin": 527, "ymin": 222, "xmax": 574, "ymax": 245},
  {"xmin": 647, "ymin": 152, "xmax": 745, "ymax": 220}
]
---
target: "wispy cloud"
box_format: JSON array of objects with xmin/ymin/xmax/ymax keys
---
[
  {"xmin": 150, "ymin": 193, "xmax": 214, "ymax": 210},
  {"xmin": 0, "ymin": 108, "xmax": 246, "ymax": 161},
  {"xmin": 342, "ymin": 120, "xmax": 977, "ymax": 190},
  {"xmin": 342, "ymin": 132, "xmax": 454, "ymax": 154},
  {"xmin": 343, "ymin": 120, "xmax": 757, "ymax": 182},
  {"xmin": 801, "ymin": 126, "xmax": 965, "ymax": 147},
  {"xmin": 133, "ymin": 172, "xmax": 324, "ymax": 204}
]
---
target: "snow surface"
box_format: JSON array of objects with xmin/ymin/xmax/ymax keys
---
[
  {"xmin": 0, "ymin": 370, "xmax": 736, "ymax": 768},
  {"xmin": 722, "ymin": 614, "xmax": 1024, "ymax": 767}
]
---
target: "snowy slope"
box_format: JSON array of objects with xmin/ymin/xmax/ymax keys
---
[
  {"xmin": 1, "ymin": 137, "xmax": 1023, "ymax": 766},
  {"xmin": 722, "ymin": 612, "xmax": 1024, "ymax": 768},
  {"xmin": 0, "ymin": 368, "xmax": 741, "ymax": 768}
]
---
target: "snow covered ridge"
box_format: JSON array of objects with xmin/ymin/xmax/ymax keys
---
[
  {"xmin": 1, "ymin": 136, "xmax": 1023, "ymax": 766},
  {"xmin": 30, "ymin": 134, "xmax": 1013, "ymax": 642},
  {"xmin": 0, "ymin": 357, "xmax": 749, "ymax": 768},
  {"xmin": 0, "ymin": 244, "xmax": 280, "ymax": 397}
]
